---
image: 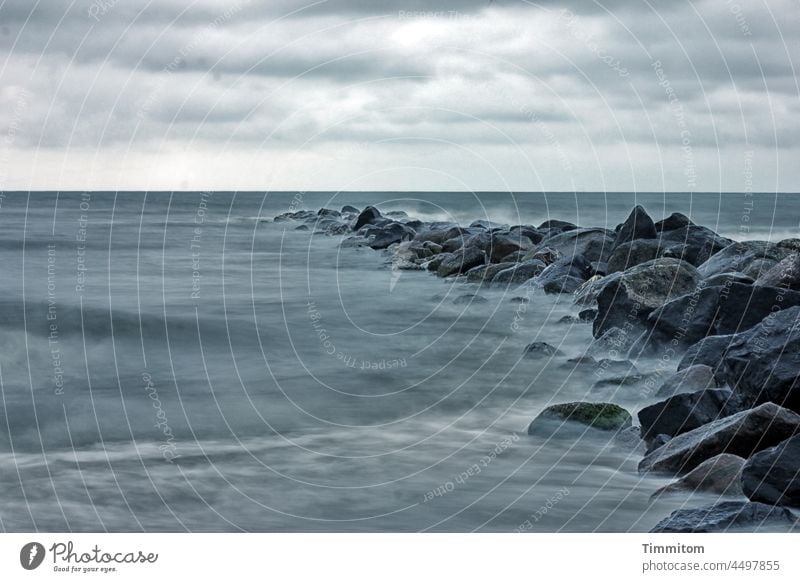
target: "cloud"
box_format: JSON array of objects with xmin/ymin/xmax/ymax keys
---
[{"xmin": 0, "ymin": 0, "xmax": 798, "ymax": 191}]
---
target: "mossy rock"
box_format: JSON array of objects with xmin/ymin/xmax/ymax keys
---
[{"xmin": 528, "ymin": 402, "xmax": 632, "ymax": 434}]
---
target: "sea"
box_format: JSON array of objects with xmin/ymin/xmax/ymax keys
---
[{"xmin": 0, "ymin": 191, "xmax": 797, "ymax": 532}]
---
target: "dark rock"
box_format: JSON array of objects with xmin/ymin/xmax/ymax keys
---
[
  {"xmin": 317, "ymin": 207, "xmax": 341, "ymax": 218},
  {"xmin": 509, "ymin": 225, "xmax": 544, "ymax": 244},
  {"xmin": 538, "ymin": 219, "xmax": 577, "ymax": 231},
  {"xmin": 404, "ymin": 219, "xmax": 424, "ymax": 231},
  {"xmin": 536, "ymin": 254, "xmax": 594, "ymax": 294},
  {"xmin": 425, "ymin": 253, "xmax": 453, "ymax": 272},
  {"xmin": 638, "ymin": 388, "xmax": 737, "ymax": 442},
  {"xmin": 294, "ymin": 224, "xmax": 310, "ymax": 231},
  {"xmin": 717, "ymin": 306, "xmax": 800, "ymax": 413},
  {"xmin": 465, "ymin": 262, "xmax": 516, "ymax": 283},
  {"xmin": 523, "ymin": 342, "xmax": 563, "ymax": 358},
  {"xmin": 613, "ymin": 205, "xmax": 657, "ymax": 250},
  {"xmin": 558, "ymin": 315, "xmax": 581, "ymax": 324},
  {"xmin": 470, "ymin": 219, "xmax": 506, "ymax": 230},
  {"xmin": 453, "ymin": 294, "xmax": 488, "ymax": 305},
  {"xmin": 340, "ymin": 205, "xmax": 359, "ymax": 214},
  {"xmin": 606, "ymin": 239, "xmax": 661, "ymax": 273},
  {"xmin": 659, "ymin": 225, "xmax": 734, "ymax": 266},
  {"xmin": 368, "ymin": 222, "xmax": 416, "ymax": 249},
  {"xmin": 646, "ymin": 434, "xmax": 671, "ymax": 455},
  {"xmin": 655, "ymin": 365, "xmax": 717, "ymax": 398},
  {"xmin": 642, "ymin": 282, "xmax": 800, "ymax": 352},
  {"xmin": 437, "ymin": 247, "xmax": 487, "ymax": 277},
  {"xmin": 638, "ymin": 402, "xmax": 800, "ymax": 475},
  {"xmin": 538, "ymin": 228, "xmax": 615, "ymax": 263},
  {"xmin": 649, "ymin": 501, "xmax": 795, "ymax": 533},
  {"xmin": 523, "ymin": 246, "xmax": 561, "ymax": 266},
  {"xmin": 741, "ymin": 434, "xmax": 800, "ymax": 507},
  {"xmin": 492, "ymin": 260, "xmax": 546, "ymax": 285},
  {"xmin": 510, "ymin": 296, "xmax": 529, "ymax": 304},
  {"xmin": 593, "ymin": 258, "xmax": 701, "ymax": 339},
  {"xmin": 578, "ymin": 309, "xmax": 597, "ymax": 322},
  {"xmin": 413, "ymin": 225, "xmax": 466, "ymax": 246},
  {"xmin": 353, "ymin": 205, "xmax": 382, "ymax": 230},
  {"xmin": 652, "ymin": 454, "xmax": 745, "ymax": 498},
  {"xmin": 704, "ymin": 271, "xmax": 754, "ymax": 287},
  {"xmin": 655, "ymin": 212, "xmax": 693, "ymax": 232},
  {"xmin": 755, "ymin": 253, "xmax": 800, "ymax": 290},
  {"xmin": 528, "ymin": 402, "xmax": 632, "ymax": 434},
  {"xmin": 697, "ymin": 240, "xmax": 791, "ymax": 279},
  {"xmin": 499, "ymin": 250, "xmax": 527, "ymax": 263}
]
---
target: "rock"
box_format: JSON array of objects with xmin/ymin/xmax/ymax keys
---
[
  {"xmin": 492, "ymin": 260, "xmax": 546, "ymax": 285},
  {"xmin": 613, "ymin": 205, "xmax": 657, "ymax": 250},
  {"xmin": 353, "ymin": 206, "xmax": 382, "ymax": 230},
  {"xmin": 528, "ymin": 402, "xmax": 632, "ymax": 434},
  {"xmin": 523, "ymin": 342, "xmax": 563, "ymax": 358},
  {"xmin": 558, "ymin": 315, "xmax": 581, "ymax": 324},
  {"xmin": 538, "ymin": 228, "xmax": 615, "ymax": 264},
  {"xmin": 704, "ymin": 271, "xmax": 754, "ymax": 287},
  {"xmin": 510, "ymin": 297, "xmax": 529, "ymax": 304},
  {"xmin": 642, "ymin": 282, "xmax": 800, "ymax": 352},
  {"xmin": 606, "ymin": 239, "xmax": 661, "ymax": 273},
  {"xmin": 538, "ymin": 219, "xmax": 577, "ymax": 231},
  {"xmin": 536, "ymin": 254, "xmax": 594, "ymax": 294},
  {"xmin": 437, "ymin": 247, "xmax": 487, "ymax": 277},
  {"xmin": 523, "ymin": 246, "xmax": 561, "ymax": 266},
  {"xmin": 499, "ymin": 250, "xmax": 527, "ymax": 263},
  {"xmin": 655, "ymin": 212, "xmax": 693, "ymax": 232},
  {"xmin": 649, "ymin": 501, "xmax": 796, "ymax": 533},
  {"xmin": 593, "ymin": 258, "xmax": 701, "ymax": 338},
  {"xmin": 294, "ymin": 224, "xmax": 309, "ymax": 231},
  {"xmin": 413, "ymin": 225, "xmax": 466, "ymax": 246},
  {"xmin": 677, "ymin": 335, "xmax": 734, "ymax": 375},
  {"xmin": 638, "ymin": 402, "xmax": 800, "ymax": 475},
  {"xmin": 638, "ymin": 388, "xmax": 737, "ymax": 442},
  {"xmin": 646, "ymin": 434, "xmax": 671, "ymax": 455},
  {"xmin": 659, "ymin": 225, "xmax": 734, "ymax": 267},
  {"xmin": 713, "ymin": 305, "xmax": 800, "ymax": 412},
  {"xmin": 425, "ymin": 253, "xmax": 452, "ymax": 272},
  {"xmin": 368, "ymin": 222, "xmax": 416, "ymax": 249},
  {"xmin": 591, "ymin": 373, "xmax": 645, "ymax": 391},
  {"xmin": 341, "ymin": 205, "xmax": 359, "ymax": 214},
  {"xmin": 465, "ymin": 262, "xmax": 516, "ymax": 283},
  {"xmin": 317, "ymin": 208, "xmax": 341, "ymax": 218},
  {"xmin": 741, "ymin": 434, "xmax": 800, "ymax": 507},
  {"xmin": 697, "ymin": 240, "xmax": 791, "ymax": 279},
  {"xmin": 755, "ymin": 253, "xmax": 800, "ymax": 290},
  {"xmin": 470, "ymin": 219, "xmax": 506, "ymax": 230},
  {"xmin": 652, "ymin": 454, "xmax": 745, "ymax": 498},
  {"xmin": 578, "ymin": 308, "xmax": 597, "ymax": 322},
  {"xmin": 453, "ymin": 294, "xmax": 488, "ymax": 305},
  {"xmin": 655, "ymin": 365, "xmax": 717, "ymax": 397},
  {"xmin": 509, "ymin": 225, "xmax": 544, "ymax": 245},
  {"xmin": 487, "ymin": 233, "xmax": 533, "ymax": 262}
]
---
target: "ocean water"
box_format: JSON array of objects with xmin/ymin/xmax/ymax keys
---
[{"xmin": 0, "ymin": 191, "xmax": 797, "ymax": 532}]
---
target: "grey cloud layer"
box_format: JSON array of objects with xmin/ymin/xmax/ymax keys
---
[{"xmin": 0, "ymin": 0, "xmax": 797, "ymax": 190}]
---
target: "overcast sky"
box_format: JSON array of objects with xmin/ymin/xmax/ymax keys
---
[{"xmin": 0, "ymin": 0, "xmax": 798, "ymax": 191}]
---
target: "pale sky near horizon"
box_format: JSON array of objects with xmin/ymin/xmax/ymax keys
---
[{"xmin": 0, "ymin": 0, "xmax": 798, "ymax": 192}]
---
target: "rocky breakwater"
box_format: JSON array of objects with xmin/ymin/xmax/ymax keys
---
[{"xmin": 270, "ymin": 203, "xmax": 800, "ymax": 532}]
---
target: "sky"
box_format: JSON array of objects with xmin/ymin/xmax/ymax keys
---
[{"xmin": 0, "ymin": 0, "xmax": 798, "ymax": 192}]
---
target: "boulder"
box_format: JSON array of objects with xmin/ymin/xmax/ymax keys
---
[
  {"xmin": 638, "ymin": 388, "xmax": 737, "ymax": 442},
  {"xmin": 646, "ymin": 434, "xmax": 671, "ymax": 455},
  {"xmin": 522, "ymin": 342, "xmax": 563, "ymax": 358},
  {"xmin": 649, "ymin": 501, "xmax": 796, "ymax": 533},
  {"xmin": 436, "ymin": 247, "xmax": 487, "ymax": 277},
  {"xmin": 470, "ymin": 219, "xmax": 506, "ymax": 230},
  {"xmin": 651, "ymin": 454, "xmax": 745, "ymax": 498},
  {"xmin": 678, "ymin": 335, "xmax": 734, "ymax": 373},
  {"xmin": 492, "ymin": 260, "xmax": 546, "ymax": 285},
  {"xmin": 499, "ymin": 250, "xmax": 527, "ymax": 263},
  {"xmin": 655, "ymin": 212, "xmax": 693, "ymax": 232},
  {"xmin": 413, "ymin": 225, "xmax": 466, "ymax": 246},
  {"xmin": 613, "ymin": 205, "xmax": 657, "ymax": 249},
  {"xmin": 741, "ymin": 434, "xmax": 800, "ymax": 507},
  {"xmin": 536, "ymin": 254, "xmax": 594, "ymax": 294},
  {"xmin": 536, "ymin": 228, "xmax": 615, "ymax": 263},
  {"xmin": 755, "ymin": 253, "xmax": 800, "ymax": 290},
  {"xmin": 538, "ymin": 219, "xmax": 577, "ymax": 231},
  {"xmin": 509, "ymin": 225, "xmax": 544, "ymax": 245},
  {"xmin": 465, "ymin": 262, "xmax": 516, "ymax": 283},
  {"xmin": 593, "ymin": 258, "xmax": 701, "ymax": 338},
  {"xmin": 606, "ymin": 239, "xmax": 662, "ymax": 273},
  {"xmin": 715, "ymin": 305, "xmax": 800, "ymax": 412},
  {"xmin": 638, "ymin": 402, "xmax": 800, "ymax": 475},
  {"xmin": 641, "ymin": 282, "xmax": 800, "ymax": 352},
  {"xmin": 340, "ymin": 205, "xmax": 359, "ymax": 214},
  {"xmin": 659, "ymin": 225, "xmax": 734, "ymax": 267},
  {"xmin": 487, "ymin": 233, "xmax": 533, "ymax": 263},
  {"xmin": 703, "ymin": 271, "xmax": 754, "ymax": 287},
  {"xmin": 528, "ymin": 402, "xmax": 632, "ymax": 434},
  {"xmin": 522, "ymin": 246, "xmax": 561, "ymax": 266},
  {"xmin": 368, "ymin": 222, "xmax": 416, "ymax": 249},
  {"xmin": 655, "ymin": 365, "xmax": 717, "ymax": 397},
  {"xmin": 353, "ymin": 205, "xmax": 382, "ymax": 231},
  {"xmin": 697, "ymin": 240, "xmax": 791, "ymax": 279},
  {"xmin": 425, "ymin": 252, "xmax": 452, "ymax": 272}
]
